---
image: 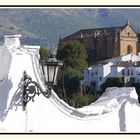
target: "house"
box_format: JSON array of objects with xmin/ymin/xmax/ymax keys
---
[
  {"xmin": 59, "ymin": 21, "xmax": 139, "ymax": 65},
  {"xmin": 83, "ymin": 54, "xmax": 140, "ymax": 90}
]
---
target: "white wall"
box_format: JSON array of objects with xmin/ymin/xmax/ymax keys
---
[
  {"xmin": 134, "ymin": 67, "xmax": 140, "ymax": 82},
  {"xmin": 84, "ymin": 66, "xmax": 99, "ymax": 86},
  {"xmin": 103, "ymin": 62, "xmax": 113, "ymax": 77},
  {"xmin": 0, "ymin": 46, "xmax": 12, "ymax": 83},
  {"xmin": 4, "ymin": 35, "xmax": 21, "ymax": 48},
  {"xmin": 111, "ymin": 66, "xmax": 136, "ymax": 78},
  {"xmin": 116, "ymin": 67, "xmax": 124, "ymax": 77},
  {"xmin": 84, "ymin": 62, "xmax": 114, "ymax": 90},
  {"xmin": 121, "ymin": 54, "xmax": 140, "ymax": 62},
  {"xmin": 1, "ymin": 36, "xmax": 140, "ymax": 132},
  {"xmin": 110, "ymin": 66, "xmax": 117, "ymax": 77},
  {"xmin": 0, "ymin": 37, "xmax": 41, "ymax": 132}
]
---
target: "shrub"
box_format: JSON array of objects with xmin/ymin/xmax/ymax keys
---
[
  {"xmin": 69, "ymin": 92, "xmax": 100, "ymax": 108},
  {"xmin": 101, "ymin": 77, "xmax": 124, "ymax": 93},
  {"xmin": 132, "ymin": 83, "xmax": 140, "ymax": 103}
]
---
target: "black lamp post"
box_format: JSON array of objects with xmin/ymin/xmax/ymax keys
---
[{"xmin": 23, "ymin": 56, "xmax": 63, "ymax": 110}]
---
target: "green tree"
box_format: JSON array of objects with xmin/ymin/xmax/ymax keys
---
[
  {"xmin": 64, "ymin": 67, "xmax": 82, "ymax": 97},
  {"xmin": 57, "ymin": 40, "xmax": 87, "ymax": 71},
  {"xmin": 56, "ymin": 40, "xmax": 87, "ymax": 101},
  {"xmin": 39, "ymin": 47, "xmax": 50, "ymax": 61},
  {"xmin": 101, "ymin": 77, "xmax": 124, "ymax": 93}
]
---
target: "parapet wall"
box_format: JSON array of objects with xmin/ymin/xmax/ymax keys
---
[
  {"xmin": 4, "ymin": 34, "xmax": 21, "ymax": 48},
  {"xmin": 0, "ymin": 35, "xmax": 140, "ymax": 132}
]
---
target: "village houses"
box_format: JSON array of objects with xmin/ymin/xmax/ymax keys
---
[
  {"xmin": 83, "ymin": 54, "xmax": 140, "ymax": 90},
  {"xmin": 59, "ymin": 20, "xmax": 140, "ymax": 91}
]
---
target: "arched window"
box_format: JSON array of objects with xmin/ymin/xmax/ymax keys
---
[{"xmin": 127, "ymin": 45, "xmax": 132, "ymax": 54}]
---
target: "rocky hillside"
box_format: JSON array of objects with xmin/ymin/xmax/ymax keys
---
[{"xmin": 0, "ymin": 8, "xmax": 140, "ymax": 47}]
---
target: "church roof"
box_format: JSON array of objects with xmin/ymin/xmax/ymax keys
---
[{"xmin": 61, "ymin": 22, "xmax": 135, "ymax": 41}]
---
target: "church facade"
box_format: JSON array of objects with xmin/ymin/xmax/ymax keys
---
[{"xmin": 59, "ymin": 21, "xmax": 139, "ymax": 65}]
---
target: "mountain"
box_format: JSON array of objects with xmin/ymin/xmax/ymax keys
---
[{"xmin": 0, "ymin": 8, "xmax": 140, "ymax": 47}]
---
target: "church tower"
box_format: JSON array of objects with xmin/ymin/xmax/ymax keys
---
[{"xmin": 119, "ymin": 20, "xmax": 138, "ymax": 56}]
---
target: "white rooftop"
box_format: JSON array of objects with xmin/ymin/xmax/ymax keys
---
[{"xmin": 86, "ymin": 53, "xmax": 140, "ymax": 70}]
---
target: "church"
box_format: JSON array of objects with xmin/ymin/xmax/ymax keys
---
[{"xmin": 59, "ymin": 21, "xmax": 140, "ymax": 65}]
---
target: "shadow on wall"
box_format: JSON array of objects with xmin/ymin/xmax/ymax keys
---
[
  {"xmin": 0, "ymin": 77, "xmax": 13, "ymax": 121},
  {"xmin": 118, "ymin": 88, "xmax": 138, "ymax": 132},
  {"xmin": 0, "ymin": 77, "xmax": 24, "ymax": 121},
  {"xmin": 119, "ymin": 101, "xmax": 127, "ymax": 131}
]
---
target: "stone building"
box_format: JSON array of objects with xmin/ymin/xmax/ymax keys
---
[{"xmin": 59, "ymin": 21, "xmax": 139, "ymax": 65}]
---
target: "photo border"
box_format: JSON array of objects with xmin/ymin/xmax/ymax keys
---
[{"xmin": 0, "ymin": 5, "xmax": 140, "ymax": 140}]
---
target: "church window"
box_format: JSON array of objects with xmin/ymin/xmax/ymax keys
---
[{"xmin": 127, "ymin": 45, "xmax": 132, "ymax": 54}]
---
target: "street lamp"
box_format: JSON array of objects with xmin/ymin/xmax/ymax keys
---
[
  {"xmin": 42, "ymin": 57, "xmax": 62, "ymax": 86},
  {"xmin": 23, "ymin": 56, "xmax": 63, "ymax": 110}
]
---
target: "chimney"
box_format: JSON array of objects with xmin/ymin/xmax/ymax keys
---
[{"xmin": 4, "ymin": 34, "xmax": 21, "ymax": 48}]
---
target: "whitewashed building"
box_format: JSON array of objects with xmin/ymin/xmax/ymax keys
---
[{"xmin": 83, "ymin": 54, "xmax": 140, "ymax": 90}]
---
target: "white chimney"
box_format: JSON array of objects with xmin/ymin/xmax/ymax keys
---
[{"xmin": 4, "ymin": 34, "xmax": 21, "ymax": 48}]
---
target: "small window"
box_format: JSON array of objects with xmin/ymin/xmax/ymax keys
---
[
  {"xmin": 127, "ymin": 69, "xmax": 130, "ymax": 75},
  {"xmin": 131, "ymin": 70, "xmax": 133, "ymax": 75},
  {"xmin": 122, "ymin": 69, "xmax": 125, "ymax": 75},
  {"xmin": 91, "ymin": 72, "xmax": 94, "ymax": 76},
  {"xmin": 127, "ymin": 32, "xmax": 130, "ymax": 36},
  {"xmin": 100, "ymin": 76, "xmax": 102, "ymax": 81}
]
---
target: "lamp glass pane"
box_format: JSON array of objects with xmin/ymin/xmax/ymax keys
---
[
  {"xmin": 53, "ymin": 66, "xmax": 59, "ymax": 83},
  {"xmin": 43, "ymin": 65, "xmax": 48, "ymax": 82},
  {"xmin": 48, "ymin": 65, "xmax": 55, "ymax": 82}
]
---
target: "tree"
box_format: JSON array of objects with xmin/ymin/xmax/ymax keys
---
[
  {"xmin": 101, "ymin": 77, "xmax": 124, "ymax": 92},
  {"xmin": 56, "ymin": 40, "xmax": 87, "ymax": 100},
  {"xmin": 69, "ymin": 91, "xmax": 100, "ymax": 108},
  {"xmin": 64, "ymin": 67, "xmax": 82, "ymax": 97},
  {"xmin": 57, "ymin": 40, "xmax": 87, "ymax": 71},
  {"xmin": 39, "ymin": 47, "xmax": 50, "ymax": 61}
]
